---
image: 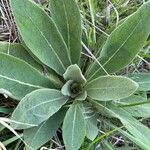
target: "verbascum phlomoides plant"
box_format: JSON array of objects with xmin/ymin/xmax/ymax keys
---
[{"xmin": 0, "ymin": 0, "xmax": 150, "ymax": 149}]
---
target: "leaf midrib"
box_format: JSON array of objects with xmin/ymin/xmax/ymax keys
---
[
  {"xmin": 87, "ymin": 86, "xmax": 133, "ymax": 90},
  {"xmin": 20, "ymin": 1, "xmax": 68, "ymax": 72},
  {"xmin": 88, "ymin": 18, "xmax": 142, "ymax": 81},
  {"xmin": 62, "ymin": 0, "xmax": 70, "ymax": 51},
  {"xmin": 71, "ymin": 106, "xmax": 77, "ymax": 149},
  {"xmin": 0, "ymin": 74, "xmax": 44, "ymax": 89},
  {"xmin": 18, "ymin": 96, "xmax": 66, "ymax": 125},
  {"xmin": 138, "ymin": 81, "xmax": 150, "ymax": 84}
]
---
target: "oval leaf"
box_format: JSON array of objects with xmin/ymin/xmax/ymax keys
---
[
  {"xmin": 86, "ymin": 1, "xmax": 150, "ymax": 80},
  {"xmin": 11, "ymin": 89, "xmax": 68, "ymax": 129},
  {"xmin": 63, "ymin": 103, "xmax": 86, "ymax": 150},
  {"xmin": 0, "ymin": 53, "xmax": 54, "ymax": 100},
  {"xmin": 10, "ymin": 0, "xmax": 71, "ymax": 75},
  {"xmin": 24, "ymin": 109, "xmax": 66, "ymax": 150},
  {"xmin": 85, "ymin": 76, "xmax": 138, "ymax": 101},
  {"xmin": 50, "ymin": 0, "xmax": 81, "ymax": 64}
]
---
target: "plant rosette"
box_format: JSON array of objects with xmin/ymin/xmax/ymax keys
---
[{"xmin": 0, "ymin": 0, "xmax": 150, "ymax": 150}]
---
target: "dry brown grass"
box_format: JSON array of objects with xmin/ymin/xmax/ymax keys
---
[{"xmin": 0, "ymin": 0, "xmax": 19, "ymax": 42}]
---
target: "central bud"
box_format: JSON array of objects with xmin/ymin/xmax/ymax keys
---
[
  {"xmin": 61, "ymin": 80, "xmax": 83, "ymax": 98},
  {"xmin": 70, "ymin": 82, "xmax": 82, "ymax": 95},
  {"xmin": 61, "ymin": 64, "xmax": 87, "ymax": 100}
]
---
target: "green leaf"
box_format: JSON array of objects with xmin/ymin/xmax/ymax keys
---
[
  {"xmin": 24, "ymin": 109, "xmax": 66, "ymax": 150},
  {"xmin": 50, "ymin": 0, "xmax": 81, "ymax": 64},
  {"xmin": 128, "ymin": 73, "xmax": 150, "ymax": 91},
  {"xmin": 110, "ymin": 106, "xmax": 150, "ymax": 149},
  {"xmin": 10, "ymin": 0, "xmax": 71, "ymax": 75},
  {"xmin": 102, "ymin": 140, "xmax": 115, "ymax": 150},
  {"xmin": 19, "ymin": 38, "xmax": 47, "ymax": 66},
  {"xmin": 61, "ymin": 80, "xmax": 74, "ymax": 97},
  {"xmin": 81, "ymin": 102, "xmax": 99, "ymax": 141},
  {"xmin": 117, "ymin": 95, "xmax": 150, "ymax": 118},
  {"xmin": 0, "ymin": 107, "xmax": 13, "ymax": 114},
  {"xmin": 91, "ymin": 100, "xmax": 150, "ymax": 149},
  {"xmin": 63, "ymin": 103, "xmax": 86, "ymax": 150},
  {"xmin": 11, "ymin": 89, "xmax": 68, "ymax": 129},
  {"xmin": 85, "ymin": 115, "xmax": 99, "ymax": 141},
  {"xmin": 0, "ymin": 42, "xmax": 42, "ymax": 72},
  {"xmin": 2, "ymin": 134, "xmax": 23, "ymax": 146},
  {"xmin": 63, "ymin": 64, "xmax": 86, "ymax": 84},
  {"xmin": 83, "ymin": 102, "xmax": 98, "ymax": 141},
  {"xmin": 76, "ymin": 91, "xmax": 87, "ymax": 101},
  {"xmin": 119, "ymin": 129, "xmax": 150, "ymax": 150},
  {"xmin": 0, "ymin": 42, "xmax": 63, "ymax": 87},
  {"xmin": 0, "ymin": 53, "xmax": 53, "ymax": 100},
  {"xmin": 86, "ymin": 1, "xmax": 150, "ymax": 80},
  {"xmin": 85, "ymin": 76, "xmax": 138, "ymax": 101},
  {"xmin": 61, "ymin": 79, "xmax": 87, "ymax": 99}
]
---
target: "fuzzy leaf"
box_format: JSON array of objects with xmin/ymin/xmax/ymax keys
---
[
  {"xmin": 86, "ymin": 115, "xmax": 99, "ymax": 141},
  {"xmin": 86, "ymin": 1, "xmax": 150, "ymax": 81},
  {"xmin": 111, "ymin": 106, "xmax": 150, "ymax": 149},
  {"xmin": 11, "ymin": 89, "xmax": 68, "ymax": 129},
  {"xmin": 0, "ymin": 42, "xmax": 43, "ymax": 71},
  {"xmin": 63, "ymin": 64, "xmax": 86, "ymax": 84},
  {"xmin": 118, "ymin": 95, "xmax": 150, "ymax": 118},
  {"xmin": 0, "ymin": 53, "xmax": 53, "ymax": 100},
  {"xmin": 85, "ymin": 76, "xmax": 138, "ymax": 101},
  {"xmin": 61, "ymin": 80, "xmax": 87, "ymax": 99},
  {"xmin": 24, "ymin": 109, "xmax": 66, "ymax": 150},
  {"xmin": 128, "ymin": 73, "xmax": 150, "ymax": 91},
  {"xmin": 10, "ymin": 0, "xmax": 71, "ymax": 75},
  {"xmin": 92, "ymin": 100, "xmax": 150, "ymax": 149},
  {"xmin": 63, "ymin": 103, "xmax": 86, "ymax": 150},
  {"xmin": 0, "ymin": 42, "xmax": 63, "ymax": 87},
  {"xmin": 61, "ymin": 80, "xmax": 73, "ymax": 97},
  {"xmin": 50, "ymin": 0, "xmax": 81, "ymax": 64},
  {"xmin": 76, "ymin": 91, "xmax": 87, "ymax": 101},
  {"xmin": 83, "ymin": 103, "xmax": 99, "ymax": 141}
]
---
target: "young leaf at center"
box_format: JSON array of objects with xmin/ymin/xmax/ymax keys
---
[{"xmin": 63, "ymin": 64, "xmax": 86, "ymax": 84}]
